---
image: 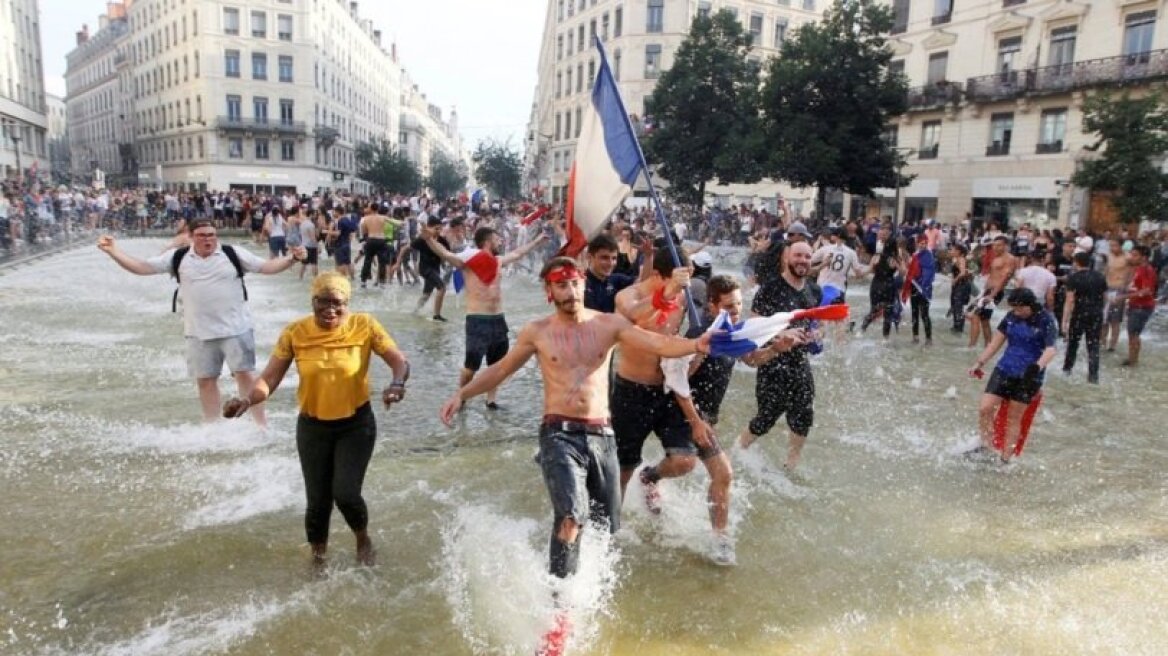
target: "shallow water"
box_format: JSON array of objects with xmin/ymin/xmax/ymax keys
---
[{"xmin": 1, "ymin": 239, "xmax": 1166, "ymax": 655}]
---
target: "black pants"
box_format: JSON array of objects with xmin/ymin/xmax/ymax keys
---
[
  {"xmin": 911, "ymin": 292, "xmax": 932, "ymax": 340},
  {"xmin": 360, "ymin": 239, "xmax": 390, "ymax": 283},
  {"xmin": 296, "ymin": 403, "xmax": 376, "ymax": 544},
  {"xmin": 950, "ymin": 279, "xmax": 972, "ymax": 332},
  {"xmin": 1063, "ymin": 313, "xmax": 1102, "ymax": 381}
]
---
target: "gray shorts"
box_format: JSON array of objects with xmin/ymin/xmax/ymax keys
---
[
  {"xmin": 538, "ymin": 422, "xmax": 621, "ymax": 533},
  {"xmin": 1127, "ymin": 307, "xmax": 1153, "ymax": 336},
  {"xmin": 185, "ymin": 330, "xmax": 256, "ymax": 379}
]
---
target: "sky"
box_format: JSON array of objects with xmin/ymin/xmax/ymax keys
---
[{"xmin": 40, "ymin": 0, "xmax": 546, "ymax": 148}]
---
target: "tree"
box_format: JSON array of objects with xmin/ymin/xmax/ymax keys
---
[
  {"xmin": 1072, "ymin": 91, "xmax": 1168, "ymax": 225},
  {"xmin": 356, "ymin": 138, "xmax": 421, "ymax": 194},
  {"xmin": 427, "ymin": 150, "xmax": 469, "ymax": 200},
  {"xmin": 472, "ymin": 139, "xmax": 523, "ymax": 200},
  {"xmin": 643, "ymin": 9, "xmax": 764, "ymax": 209},
  {"xmin": 759, "ymin": 0, "xmax": 909, "ymax": 219}
]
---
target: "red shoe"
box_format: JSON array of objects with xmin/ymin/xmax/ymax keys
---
[{"xmin": 536, "ymin": 610, "xmax": 571, "ymax": 656}]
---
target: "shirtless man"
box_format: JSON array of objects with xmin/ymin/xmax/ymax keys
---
[
  {"xmin": 1101, "ymin": 239, "xmax": 1133, "ymax": 352},
  {"xmin": 358, "ymin": 203, "xmax": 400, "ymax": 288},
  {"xmin": 438, "ymin": 257, "xmax": 713, "ymax": 579},
  {"xmin": 612, "ymin": 248, "xmax": 735, "ymax": 561},
  {"xmin": 424, "ymin": 226, "xmax": 547, "ymax": 408},
  {"xmin": 968, "ymin": 235, "xmax": 1015, "ymax": 348}
]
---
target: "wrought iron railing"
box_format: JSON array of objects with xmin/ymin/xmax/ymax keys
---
[
  {"xmin": 1036, "ymin": 141, "xmax": 1063, "ymax": 154},
  {"xmin": 985, "ymin": 142, "xmax": 1011, "ymax": 157},
  {"xmin": 966, "ymin": 49, "xmax": 1168, "ymax": 103},
  {"xmin": 906, "ymin": 81, "xmax": 963, "ymax": 111},
  {"xmin": 215, "ymin": 117, "xmax": 307, "ymax": 134},
  {"xmin": 918, "ymin": 143, "xmax": 940, "ymax": 159}
]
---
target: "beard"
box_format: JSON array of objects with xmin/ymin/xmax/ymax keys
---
[
  {"xmin": 554, "ymin": 298, "xmax": 580, "ymax": 314},
  {"xmin": 787, "ymin": 262, "xmax": 808, "ymax": 279}
]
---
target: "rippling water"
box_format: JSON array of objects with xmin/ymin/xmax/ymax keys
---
[{"xmin": 1, "ymin": 239, "xmax": 1165, "ymax": 655}]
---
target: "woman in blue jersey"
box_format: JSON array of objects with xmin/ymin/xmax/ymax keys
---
[{"xmin": 968, "ymin": 288, "xmax": 1058, "ymax": 463}]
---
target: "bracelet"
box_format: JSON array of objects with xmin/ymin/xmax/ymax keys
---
[{"xmin": 389, "ymin": 380, "xmax": 406, "ymax": 388}]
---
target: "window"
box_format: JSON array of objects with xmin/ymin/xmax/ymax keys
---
[
  {"xmin": 647, "ymin": 0, "xmax": 664, "ymax": 33},
  {"xmin": 254, "ymin": 96, "xmax": 268, "ymax": 124},
  {"xmin": 226, "ymin": 94, "xmax": 241, "ymax": 121},
  {"xmin": 252, "ymin": 53, "xmax": 267, "ymax": 80},
  {"xmin": 567, "ymin": 30, "xmax": 574, "ymax": 56},
  {"xmin": 399, "ymin": 131, "xmax": 408, "ymax": 145},
  {"xmin": 577, "ymin": 63, "xmax": 584, "ymax": 92},
  {"xmin": 697, "ymin": 1, "xmax": 711, "ymax": 19},
  {"xmin": 802, "ymin": 0, "xmax": 814, "ymax": 8},
  {"xmin": 277, "ymin": 14, "xmax": 292, "ymax": 41},
  {"xmin": 891, "ymin": 0, "xmax": 908, "ymax": 34},
  {"xmin": 988, "ymin": 112, "xmax": 1013, "ymax": 155},
  {"xmin": 1038, "ymin": 108, "xmax": 1066, "ymax": 153},
  {"xmin": 578, "ymin": 25, "xmax": 585, "ymax": 51},
  {"xmin": 919, "ymin": 120, "xmax": 941, "ymax": 158},
  {"xmin": 775, "ymin": 19, "xmax": 788, "ymax": 48},
  {"xmin": 553, "ymin": 151, "xmax": 561, "ymax": 173},
  {"xmin": 556, "ymin": 71, "xmax": 563, "ymax": 97},
  {"xmin": 932, "ymin": 0, "xmax": 952, "ymax": 26},
  {"xmin": 575, "ymin": 108, "xmax": 582, "ymax": 138},
  {"xmin": 997, "ymin": 36, "xmax": 1021, "ymax": 80},
  {"xmin": 223, "ymin": 7, "xmax": 239, "ymax": 35},
  {"xmin": 589, "ymin": 19, "xmax": 596, "ymax": 42},
  {"xmin": 557, "ymin": 35, "xmax": 564, "ymax": 60},
  {"xmin": 224, "ymin": 49, "xmax": 240, "ymax": 77},
  {"xmin": 566, "ymin": 69, "xmax": 573, "ymax": 95},
  {"xmin": 557, "ymin": 0, "xmax": 564, "ymax": 22},
  {"xmin": 614, "ymin": 6, "xmax": 623, "ymax": 37},
  {"xmin": 927, "ymin": 51, "xmax": 948, "ymax": 84},
  {"xmin": 749, "ymin": 13, "xmax": 763, "ymax": 42},
  {"xmin": 228, "ymin": 136, "xmax": 242, "ymax": 158},
  {"xmin": 614, "ymin": 48, "xmax": 622, "ymax": 81},
  {"xmin": 602, "ymin": 13, "xmax": 609, "ymax": 40},
  {"xmin": 555, "ymin": 113, "xmax": 562, "ymax": 140},
  {"xmin": 588, "ymin": 60, "xmax": 595, "ymax": 87},
  {"xmin": 255, "ymin": 138, "xmax": 269, "ymax": 159},
  {"xmin": 1048, "ymin": 26, "xmax": 1076, "ymax": 74},
  {"xmin": 278, "ymin": 55, "xmax": 293, "ymax": 82},
  {"xmin": 281, "ymin": 140, "xmax": 295, "ymax": 161},
  {"xmin": 1124, "ymin": 11, "xmax": 1156, "ymax": 63},
  {"xmin": 645, "ymin": 44, "xmax": 662, "ymax": 79},
  {"xmin": 889, "ymin": 59, "xmax": 905, "ymax": 78},
  {"xmin": 250, "ymin": 11, "xmax": 266, "ymax": 38},
  {"xmin": 279, "ymin": 99, "xmax": 294, "ymax": 125},
  {"xmin": 565, "ymin": 111, "xmax": 572, "ymax": 140}
]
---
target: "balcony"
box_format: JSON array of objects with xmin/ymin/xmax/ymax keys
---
[
  {"xmin": 215, "ymin": 116, "xmax": 307, "ymax": 135},
  {"xmin": 1036, "ymin": 140, "xmax": 1063, "ymax": 154},
  {"xmin": 906, "ymin": 81, "xmax": 963, "ymax": 111},
  {"xmin": 314, "ymin": 124, "xmax": 340, "ymax": 147},
  {"xmin": 918, "ymin": 143, "xmax": 940, "ymax": 159},
  {"xmin": 966, "ymin": 49, "xmax": 1168, "ymax": 104},
  {"xmin": 931, "ymin": 13, "xmax": 951, "ymax": 26},
  {"xmin": 985, "ymin": 142, "xmax": 1011, "ymax": 157}
]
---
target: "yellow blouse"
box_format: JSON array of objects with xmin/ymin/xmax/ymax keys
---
[{"xmin": 273, "ymin": 313, "xmax": 396, "ymax": 420}]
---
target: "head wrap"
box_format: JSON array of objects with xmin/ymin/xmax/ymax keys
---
[
  {"xmin": 542, "ymin": 263, "xmax": 585, "ymax": 283},
  {"xmin": 311, "ymin": 272, "xmax": 352, "ymax": 301}
]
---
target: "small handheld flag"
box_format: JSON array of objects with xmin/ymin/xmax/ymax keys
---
[{"xmin": 708, "ymin": 305, "xmax": 850, "ymax": 359}]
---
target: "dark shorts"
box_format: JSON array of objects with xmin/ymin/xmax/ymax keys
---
[
  {"xmin": 611, "ymin": 375, "xmax": 718, "ymax": 469},
  {"xmin": 464, "ymin": 314, "xmax": 509, "ymax": 371},
  {"xmin": 977, "ymin": 290, "xmax": 1005, "ymax": 320},
  {"xmin": 268, "ymin": 236, "xmax": 287, "ymax": 257},
  {"xmin": 304, "ymin": 247, "xmax": 319, "ymax": 265},
  {"xmin": 749, "ymin": 361, "xmax": 815, "ymax": 437},
  {"xmin": 334, "ymin": 244, "xmax": 352, "ymax": 266},
  {"xmin": 250, "ymin": 217, "xmax": 263, "ymax": 232},
  {"xmin": 421, "ymin": 267, "xmax": 445, "ymax": 294},
  {"xmin": 1127, "ymin": 307, "xmax": 1153, "ymax": 336},
  {"xmin": 985, "ymin": 368, "xmax": 1041, "ymax": 405},
  {"xmin": 539, "ymin": 422, "xmax": 621, "ymax": 533}
]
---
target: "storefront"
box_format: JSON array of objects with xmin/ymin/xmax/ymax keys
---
[
  {"xmin": 970, "ymin": 177, "xmax": 1062, "ymax": 231},
  {"xmin": 869, "ymin": 178, "xmax": 939, "ymax": 224}
]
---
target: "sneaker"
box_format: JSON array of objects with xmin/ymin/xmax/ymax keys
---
[
  {"xmin": 639, "ymin": 468, "xmax": 662, "ymax": 515},
  {"xmin": 485, "ymin": 401, "xmax": 501, "ymax": 411},
  {"xmin": 431, "ymin": 314, "xmax": 448, "ymax": 323},
  {"xmin": 710, "ymin": 534, "xmax": 736, "ymax": 567},
  {"xmin": 962, "ymin": 446, "xmax": 994, "ymax": 461}
]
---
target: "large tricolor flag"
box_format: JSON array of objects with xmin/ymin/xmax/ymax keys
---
[
  {"xmin": 707, "ymin": 305, "xmax": 851, "ymax": 359},
  {"xmin": 561, "ymin": 40, "xmax": 643, "ymax": 257}
]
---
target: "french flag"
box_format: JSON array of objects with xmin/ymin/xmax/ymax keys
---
[
  {"xmin": 707, "ymin": 305, "xmax": 850, "ymax": 358},
  {"xmin": 561, "ymin": 39, "xmax": 643, "ymax": 257},
  {"xmin": 451, "ymin": 248, "xmax": 499, "ymax": 293}
]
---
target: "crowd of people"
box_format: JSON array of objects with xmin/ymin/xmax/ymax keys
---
[{"xmin": 90, "ymin": 186, "xmax": 1165, "ymax": 584}]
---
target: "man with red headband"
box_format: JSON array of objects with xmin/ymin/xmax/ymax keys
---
[{"xmin": 439, "ymin": 256, "xmax": 714, "ymax": 580}]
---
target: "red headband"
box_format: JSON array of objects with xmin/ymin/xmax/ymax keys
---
[{"xmin": 543, "ymin": 265, "xmax": 585, "ymax": 284}]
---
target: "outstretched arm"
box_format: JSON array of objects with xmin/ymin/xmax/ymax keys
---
[
  {"xmin": 223, "ymin": 355, "xmax": 294, "ymax": 417},
  {"xmin": 423, "ymin": 234, "xmax": 466, "ymax": 268},
  {"xmin": 616, "ymin": 321, "xmax": 709, "ymax": 358},
  {"xmin": 96, "ymin": 235, "xmax": 158, "ymax": 275},
  {"xmin": 499, "ymin": 233, "xmax": 547, "ymax": 266}
]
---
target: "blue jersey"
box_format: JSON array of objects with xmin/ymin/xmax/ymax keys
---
[
  {"xmin": 584, "ymin": 270, "xmax": 635, "ymax": 313},
  {"xmin": 995, "ymin": 310, "xmax": 1057, "ymax": 379},
  {"xmin": 336, "ymin": 215, "xmax": 359, "ymax": 246}
]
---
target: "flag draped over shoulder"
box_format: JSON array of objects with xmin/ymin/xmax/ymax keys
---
[
  {"xmin": 560, "ymin": 44, "xmax": 643, "ymax": 257},
  {"xmin": 451, "ymin": 248, "xmax": 499, "ymax": 293}
]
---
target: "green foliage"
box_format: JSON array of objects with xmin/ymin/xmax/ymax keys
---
[
  {"xmin": 644, "ymin": 9, "xmax": 763, "ymax": 209},
  {"xmin": 759, "ymin": 0, "xmax": 908, "ymax": 216},
  {"xmin": 472, "ymin": 139, "xmax": 523, "ymax": 200},
  {"xmin": 427, "ymin": 150, "xmax": 469, "ymax": 200},
  {"xmin": 356, "ymin": 138, "xmax": 422, "ymax": 194},
  {"xmin": 1072, "ymin": 92, "xmax": 1168, "ymax": 223}
]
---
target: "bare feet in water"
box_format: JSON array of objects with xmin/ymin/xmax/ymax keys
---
[{"xmin": 356, "ymin": 531, "xmax": 376, "ymax": 566}]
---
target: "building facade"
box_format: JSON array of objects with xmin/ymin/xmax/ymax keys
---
[
  {"xmin": 876, "ymin": 0, "xmax": 1168, "ymax": 231},
  {"xmin": 0, "ymin": 0, "xmax": 50, "ymax": 183},
  {"xmin": 399, "ymin": 69, "xmax": 469, "ymax": 181},
  {"xmin": 66, "ymin": 0, "xmax": 465, "ymax": 195},
  {"xmin": 46, "ymin": 93, "xmax": 67, "ymax": 183},
  {"xmin": 526, "ymin": 0, "xmax": 824, "ymax": 214}
]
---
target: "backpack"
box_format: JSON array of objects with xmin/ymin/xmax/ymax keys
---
[{"xmin": 170, "ymin": 245, "xmax": 248, "ymax": 312}]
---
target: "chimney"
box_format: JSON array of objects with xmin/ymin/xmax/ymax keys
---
[
  {"xmin": 76, "ymin": 24, "xmax": 90, "ymax": 45},
  {"xmin": 391, "ymin": 43, "xmax": 397, "ymax": 62},
  {"xmin": 107, "ymin": 2, "xmax": 126, "ymax": 19}
]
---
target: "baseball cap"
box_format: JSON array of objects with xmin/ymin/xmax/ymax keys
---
[
  {"xmin": 691, "ymin": 251, "xmax": 712, "ymax": 268},
  {"xmin": 786, "ymin": 221, "xmax": 812, "ymax": 239}
]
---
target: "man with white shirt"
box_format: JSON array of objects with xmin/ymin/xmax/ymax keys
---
[
  {"xmin": 811, "ymin": 227, "xmax": 869, "ymax": 301},
  {"xmin": 97, "ymin": 219, "xmax": 305, "ymax": 425},
  {"xmin": 1014, "ymin": 248, "xmax": 1057, "ymax": 310}
]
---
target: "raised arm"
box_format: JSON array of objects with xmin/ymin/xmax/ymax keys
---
[
  {"xmin": 423, "ymin": 234, "xmax": 466, "ymax": 268},
  {"xmin": 440, "ymin": 325, "xmax": 539, "ymax": 425},
  {"xmin": 97, "ymin": 235, "xmax": 159, "ymax": 276},
  {"xmin": 499, "ymin": 232, "xmax": 547, "ymax": 267},
  {"xmin": 257, "ymin": 248, "xmax": 304, "ymax": 274}
]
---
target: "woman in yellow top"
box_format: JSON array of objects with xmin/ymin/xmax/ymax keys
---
[{"xmin": 223, "ymin": 272, "xmax": 410, "ymax": 568}]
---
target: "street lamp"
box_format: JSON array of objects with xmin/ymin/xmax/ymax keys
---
[{"xmin": 891, "ymin": 146, "xmax": 917, "ymax": 235}]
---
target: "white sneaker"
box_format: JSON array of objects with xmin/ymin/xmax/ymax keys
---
[{"xmin": 710, "ymin": 534, "xmax": 736, "ymax": 567}]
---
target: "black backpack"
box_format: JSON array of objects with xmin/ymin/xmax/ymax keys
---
[{"xmin": 170, "ymin": 245, "xmax": 248, "ymax": 312}]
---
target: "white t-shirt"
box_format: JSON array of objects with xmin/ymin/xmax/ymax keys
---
[
  {"xmin": 1015, "ymin": 265, "xmax": 1057, "ymax": 305},
  {"xmin": 812, "ymin": 243, "xmax": 864, "ymax": 291},
  {"xmin": 147, "ymin": 245, "xmax": 267, "ymax": 339}
]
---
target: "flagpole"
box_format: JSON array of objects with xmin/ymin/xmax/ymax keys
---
[{"xmin": 593, "ymin": 36, "xmax": 701, "ymax": 329}]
